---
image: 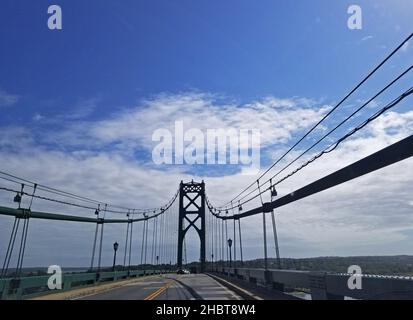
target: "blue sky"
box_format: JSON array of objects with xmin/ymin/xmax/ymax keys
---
[
  {"xmin": 1, "ymin": 0, "xmax": 412, "ymax": 169},
  {"xmin": 1, "ymin": 0, "xmax": 412, "ymax": 122},
  {"xmin": 1, "ymin": 1, "xmax": 413, "ymax": 266}
]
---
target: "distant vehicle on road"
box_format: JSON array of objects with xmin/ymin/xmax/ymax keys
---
[{"xmin": 177, "ymin": 269, "xmax": 190, "ymax": 274}]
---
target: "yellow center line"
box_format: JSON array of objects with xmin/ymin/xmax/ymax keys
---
[{"xmin": 144, "ymin": 277, "xmax": 179, "ymax": 300}]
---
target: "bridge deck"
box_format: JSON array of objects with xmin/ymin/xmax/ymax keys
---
[{"xmin": 77, "ymin": 274, "xmax": 242, "ymax": 300}]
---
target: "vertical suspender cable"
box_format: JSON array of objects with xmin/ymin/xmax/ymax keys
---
[
  {"xmin": 238, "ymin": 219, "xmax": 243, "ymax": 265},
  {"xmin": 164, "ymin": 210, "xmax": 167, "ymax": 267},
  {"xmin": 140, "ymin": 219, "xmax": 146, "ymax": 267},
  {"xmin": 216, "ymin": 216, "xmax": 219, "ymax": 271},
  {"xmin": 175, "ymin": 202, "xmax": 178, "ymax": 266},
  {"xmin": 169, "ymin": 212, "xmax": 172, "ymax": 269},
  {"xmin": 257, "ymin": 181, "xmax": 268, "ymax": 270},
  {"xmin": 151, "ymin": 217, "xmax": 156, "ymax": 265},
  {"xmin": 144, "ymin": 215, "xmax": 149, "ymax": 266},
  {"xmin": 225, "ymin": 215, "xmax": 229, "ymax": 267},
  {"xmin": 158, "ymin": 212, "xmax": 163, "ymax": 270},
  {"xmin": 217, "ymin": 216, "xmax": 220, "ymax": 269},
  {"xmin": 90, "ymin": 211, "xmax": 99, "ymax": 270},
  {"xmin": 221, "ymin": 218, "xmax": 224, "ymax": 270},
  {"xmin": 171, "ymin": 207, "xmax": 175, "ymax": 268},
  {"xmin": 211, "ymin": 211, "xmax": 214, "ymax": 271},
  {"xmin": 153, "ymin": 216, "xmax": 158, "ymax": 267},
  {"xmin": 163, "ymin": 209, "xmax": 167, "ymax": 268},
  {"xmin": 16, "ymin": 208, "xmax": 31, "ymax": 278},
  {"xmin": 159, "ymin": 214, "xmax": 164, "ymax": 268},
  {"xmin": 159, "ymin": 210, "xmax": 164, "ymax": 271},
  {"xmin": 231, "ymin": 202, "xmax": 236, "ymax": 269},
  {"xmin": 3, "ymin": 184, "xmax": 25, "ymax": 277},
  {"xmin": 128, "ymin": 215, "xmax": 134, "ymax": 272},
  {"xmin": 167, "ymin": 209, "xmax": 169, "ymax": 266},
  {"xmin": 233, "ymin": 218, "xmax": 236, "ymax": 269},
  {"xmin": 97, "ymin": 204, "xmax": 107, "ymax": 274},
  {"xmin": 270, "ymin": 181, "xmax": 281, "ymax": 269},
  {"xmin": 1, "ymin": 217, "xmax": 18, "ymax": 278},
  {"xmin": 164, "ymin": 209, "xmax": 169, "ymax": 268},
  {"xmin": 15, "ymin": 218, "xmax": 27, "ymax": 277},
  {"xmin": 17, "ymin": 184, "xmax": 36, "ymax": 276},
  {"xmin": 123, "ymin": 211, "xmax": 130, "ymax": 269}
]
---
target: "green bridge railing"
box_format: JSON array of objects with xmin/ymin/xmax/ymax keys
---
[{"xmin": 0, "ymin": 269, "xmax": 164, "ymax": 300}]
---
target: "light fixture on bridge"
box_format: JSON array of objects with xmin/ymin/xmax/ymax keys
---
[
  {"xmin": 94, "ymin": 209, "xmax": 99, "ymax": 215},
  {"xmin": 112, "ymin": 242, "xmax": 119, "ymax": 271},
  {"xmin": 225, "ymin": 210, "xmax": 228, "ymax": 215},
  {"xmin": 238, "ymin": 204, "xmax": 242, "ymax": 211},
  {"xmin": 13, "ymin": 193, "xmax": 22, "ymax": 203},
  {"xmin": 271, "ymin": 186, "xmax": 277, "ymax": 197},
  {"xmin": 227, "ymin": 238, "xmax": 233, "ymax": 268},
  {"xmin": 227, "ymin": 238, "xmax": 232, "ymax": 248}
]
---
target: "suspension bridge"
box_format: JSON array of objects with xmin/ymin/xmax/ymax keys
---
[{"xmin": 1, "ymin": 33, "xmax": 413, "ymax": 300}]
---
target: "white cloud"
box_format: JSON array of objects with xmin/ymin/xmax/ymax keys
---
[
  {"xmin": 0, "ymin": 92, "xmax": 413, "ymax": 266},
  {"xmin": 0, "ymin": 89, "xmax": 19, "ymax": 107},
  {"xmin": 42, "ymin": 93, "xmax": 330, "ymax": 160}
]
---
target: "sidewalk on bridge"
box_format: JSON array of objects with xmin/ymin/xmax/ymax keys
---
[{"xmin": 207, "ymin": 273, "xmax": 301, "ymax": 300}]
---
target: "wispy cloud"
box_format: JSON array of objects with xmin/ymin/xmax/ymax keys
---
[
  {"xmin": 43, "ymin": 93, "xmax": 330, "ymax": 160},
  {"xmin": 0, "ymin": 89, "xmax": 19, "ymax": 107},
  {"xmin": 361, "ymin": 35, "xmax": 373, "ymax": 42},
  {"xmin": 33, "ymin": 113, "xmax": 44, "ymax": 121},
  {"xmin": 63, "ymin": 97, "xmax": 99, "ymax": 120},
  {"xmin": 0, "ymin": 92, "xmax": 413, "ymax": 265}
]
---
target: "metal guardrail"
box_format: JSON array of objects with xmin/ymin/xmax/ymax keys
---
[
  {"xmin": 213, "ymin": 267, "xmax": 413, "ymax": 300},
  {"xmin": 0, "ymin": 269, "xmax": 164, "ymax": 300}
]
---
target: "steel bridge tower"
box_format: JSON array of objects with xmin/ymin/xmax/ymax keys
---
[{"xmin": 177, "ymin": 180, "xmax": 206, "ymax": 272}]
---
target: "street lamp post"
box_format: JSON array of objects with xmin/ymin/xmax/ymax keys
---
[
  {"xmin": 112, "ymin": 242, "xmax": 119, "ymax": 271},
  {"xmin": 227, "ymin": 238, "xmax": 233, "ymax": 268}
]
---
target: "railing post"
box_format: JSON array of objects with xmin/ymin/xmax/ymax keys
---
[
  {"xmin": 1, "ymin": 279, "xmax": 11, "ymax": 300},
  {"xmin": 309, "ymin": 272, "xmax": 344, "ymax": 300},
  {"xmin": 264, "ymin": 269, "xmax": 272, "ymax": 288},
  {"xmin": 63, "ymin": 274, "xmax": 72, "ymax": 291}
]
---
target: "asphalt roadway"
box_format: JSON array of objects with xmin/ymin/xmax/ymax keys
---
[{"xmin": 78, "ymin": 274, "xmax": 243, "ymax": 300}]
